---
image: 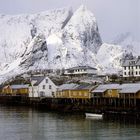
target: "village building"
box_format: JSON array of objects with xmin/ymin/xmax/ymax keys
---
[
  {"xmin": 55, "ymin": 83, "xmax": 78, "ymax": 98},
  {"xmin": 122, "ymin": 56, "xmax": 140, "ymax": 79},
  {"xmin": 119, "ymin": 83, "xmax": 140, "ymax": 108},
  {"xmin": 29, "ymin": 76, "xmax": 57, "ymax": 98},
  {"xmin": 64, "ymin": 66, "xmax": 97, "ymax": 76},
  {"xmin": 91, "ymin": 84, "xmax": 120, "ymax": 107},
  {"xmin": 92, "ymin": 84, "xmax": 120, "ymax": 98},
  {"xmin": 91, "ymin": 83, "xmax": 140, "ymax": 109},
  {"xmin": 2, "ymin": 85, "xmax": 29, "ymax": 96},
  {"xmin": 55, "ymin": 83, "xmax": 95, "ymax": 99}
]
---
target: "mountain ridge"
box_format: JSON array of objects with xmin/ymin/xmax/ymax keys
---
[{"xmin": 0, "ymin": 5, "xmax": 138, "ymax": 84}]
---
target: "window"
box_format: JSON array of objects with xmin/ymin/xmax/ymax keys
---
[
  {"xmin": 124, "ymin": 67, "xmax": 126, "ymax": 70},
  {"xmin": 43, "ymin": 85, "xmax": 45, "ymax": 89},
  {"xmin": 49, "ymin": 85, "xmax": 52, "ymax": 89},
  {"xmin": 136, "ymin": 66, "xmax": 137, "ymax": 69},
  {"xmin": 124, "ymin": 72, "xmax": 126, "ymax": 75},
  {"xmin": 40, "ymin": 91, "xmax": 45, "ymax": 97},
  {"xmin": 52, "ymin": 92, "xmax": 55, "ymax": 97},
  {"xmin": 136, "ymin": 71, "xmax": 138, "ymax": 75},
  {"xmin": 46, "ymin": 79, "xmax": 48, "ymax": 83}
]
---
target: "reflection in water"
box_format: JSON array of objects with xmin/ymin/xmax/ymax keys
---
[{"xmin": 0, "ymin": 105, "xmax": 140, "ymax": 140}]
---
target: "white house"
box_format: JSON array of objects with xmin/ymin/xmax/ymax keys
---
[
  {"xmin": 29, "ymin": 76, "xmax": 57, "ymax": 98},
  {"xmin": 64, "ymin": 66, "xmax": 97, "ymax": 76},
  {"xmin": 122, "ymin": 57, "xmax": 140, "ymax": 78}
]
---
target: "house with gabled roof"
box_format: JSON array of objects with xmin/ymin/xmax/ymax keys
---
[
  {"xmin": 55, "ymin": 83, "xmax": 96, "ymax": 99},
  {"xmin": 92, "ymin": 84, "xmax": 120, "ymax": 98},
  {"xmin": 2, "ymin": 84, "xmax": 29, "ymax": 96},
  {"xmin": 91, "ymin": 83, "xmax": 140, "ymax": 108},
  {"xmin": 55, "ymin": 83, "xmax": 78, "ymax": 98},
  {"xmin": 92, "ymin": 83, "xmax": 140, "ymax": 98},
  {"xmin": 122, "ymin": 56, "xmax": 140, "ymax": 78},
  {"xmin": 29, "ymin": 76, "xmax": 57, "ymax": 98}
]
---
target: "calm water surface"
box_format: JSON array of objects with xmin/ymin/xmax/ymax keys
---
[{"xmin": 0, "ymin": 105, "xmax": 140, "ymax": 140}]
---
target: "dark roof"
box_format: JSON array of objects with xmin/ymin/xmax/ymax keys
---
[
  {"xmin": 0, "ymin": 85, "xmax": 4, "ymax": 89},
  {"xmin": 66, "ymin": 66, "xmax": 97, "ymax": 71},
  {"xmin": 75, "ymin": 84, "xmax": 94, "ymax": 90},
  {"xmin": 31, "ymin": 76, "xmax": 45, "ymax": 86},
  {"xmin": 58, "ymin": 83, "xmax": 79, "ymax": 91},
  {"xmin": 72, "ymin": 84, "xmax": 95, "ymax": 90},
  {"xmin": 122, "ymin": 58, "xmax": 140, "ymax": 67},
  {"xmin": 136, "ymin": 59, "xmax": 140, "ymax": 66}
]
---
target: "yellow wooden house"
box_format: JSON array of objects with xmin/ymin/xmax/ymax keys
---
[
  {"xmin": 2, "ymin": 85, "xmax": 29, "ymax": 96},
  {"xmin": 119, "ymin": 83, "xmax": 140, "ymax": 99},
  {"xmin": 92, "ymin": 84, "xmax": 120, "ymax": 98},
  {"xmin": 56, "ymin": 84, "xmax": 95, "ymax": 99},
  {"xmin": 92, "ymin": 83, "xmax": 140, "ymax": 99}
]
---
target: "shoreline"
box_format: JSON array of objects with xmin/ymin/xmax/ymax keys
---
[{"xmin": 0, "ymin": 95, "xmax": 140, "ymax": 119}]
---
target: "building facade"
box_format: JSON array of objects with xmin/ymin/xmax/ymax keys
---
[
  {"xmin": 122, "ymin": 57, "xmax": 140, "ymax": 78},
  {"xmin": 55, "ymin": 84, "xmax": 95, "ymax": 99},
  {"xmin": 29, "ymin": 76, "xmax": 57, "ymax": 98},
  {"xmin": 2, "ymin": 85, "xmax": 29, "ymax": 96},
  {"xmin": 64, "ymin": 66, "xmax": 97, "ymax": 76}
]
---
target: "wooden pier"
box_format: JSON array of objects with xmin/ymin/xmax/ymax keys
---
[{"xmin": 0, "ymin": 95, "xmax": 140, "ymax": 116}]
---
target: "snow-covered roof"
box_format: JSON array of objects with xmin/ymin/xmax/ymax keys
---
[
  {"xmin": 122, "ymin": 58, "xmax": 140, "ymax": 67},
  {"xmin": 93, "ymin": 84, "xmax": 120, "ymax": 93},
  {"xmin": 58, "ymin": 83, "xmax": 95, "ymax": 91},
  {"xmin": 58, "ymin": 83, "xmax": 79, "ymax": 91},
  {"xmin": 11, "ymin": 85, "xmax": 28, "ymax": 89},
  {"xmin": 120, "ymin": 88, "xmax": 139, "ymax": 94},
  {"xmin": 120, "ymin": 83, "xmax": 140, "ymax": 94},
  {"xmin": 93, "ymin": 83, "xmax": 140, "ymax": 94}
]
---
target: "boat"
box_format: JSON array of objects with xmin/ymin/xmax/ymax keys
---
[{"xmin": 85, "ymin": 113, "xmax": 103, "ymax": 119}]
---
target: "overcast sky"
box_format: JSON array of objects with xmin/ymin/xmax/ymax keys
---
[{"xmin": 0, "ymin": 0, "xmax": 139, "ymax": 42}]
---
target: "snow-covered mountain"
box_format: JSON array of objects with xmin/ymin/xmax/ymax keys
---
[
  {"xmin": 96, "ymin": 43, "xmax": 125, "ymax": 73},
  {"xmin": 0, "ymin": 7, "xmax": 73, "ymax": 66},
  {"xmin": 112, "ymin": 32, "xmax": 140, "ymax": 56},
  {"xmin": 62, "ymin": 5, "xmax": 102, "ymax": 54},
  {"xmin": 46, "ymin": 5, "xmax": 102, "ymax": 69},
  {"xmin": 0, "ymin": 5, "xmax": 138, "ymax": 83}
]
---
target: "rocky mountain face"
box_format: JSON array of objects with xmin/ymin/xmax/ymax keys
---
[
  {"xmin": 20, "ymin": 34, "xmax": 48, "ymax": 70},
  {"xmin": 62, "ymin": 5, "xmax": 102, "ymax": 54},
  {"xmin": 0, "ymin": 5, "xmax": 138, "ymax": 83},
  {"xmin": 46, "ymin": 5, "xmax": 102, "ymax": 69},
  {"xmin": 0, "ymin": 7, "xmax": 73, "ymax": 67}
]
